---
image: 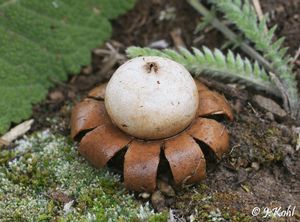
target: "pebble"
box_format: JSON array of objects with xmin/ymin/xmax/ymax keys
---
[
  {"xmin": 251, "ymin": 162, "xmax": 260, "ymax": 171},
  {"xmin": 157, "ymin": 180, "xmax": 175, "ymax": 197},
  {"xmin": 253, "ymin": 95, "xmax": 286, "ymax": 118},
  {"xmin": 49, "ymin": 91, "xmax": 64, "ymax": 102},
  {"xmin": 151, "ymin": 191, "xmax": 166, "ymax": 212},
  {"xmin": 139, "ymin": 192, "xmax": 150, "ymax": 199}
]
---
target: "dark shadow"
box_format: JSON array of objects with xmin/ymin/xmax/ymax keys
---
[
  {"xmin": 157, "ymin": 146, "xmax": 174, "ymax": 183},
  {"xmin": 107, "ymin": 147, "xmax": 128, "ymax": 179},
  {"xmin": 194, "ymin": 139, "xmax": 219, "ymax": 172}
]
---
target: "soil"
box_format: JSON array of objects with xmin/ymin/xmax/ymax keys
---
[{"xmin": 30, "ymin": 0, "xmax": 300, "ymax": 221}]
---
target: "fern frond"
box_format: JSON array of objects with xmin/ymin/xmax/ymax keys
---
[
  {"xmin": 210, "ymin": 0, "xmax": 299, "ymax": 115},
  {"xmin": 194, "ymin": 6, "xmax": 216, "ymax": 34},
  {"xmin": 126, "ymin": 46, "xmax": 279, "ymax": 96}
]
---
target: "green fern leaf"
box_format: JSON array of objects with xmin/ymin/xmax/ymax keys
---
[
  {"xmin": 126, "ymin": 46, "xmax": 279, "ymax": 96},
  {"xmin": 213, "ymin": 49, "xmax": 226, "ymax": 67},
  {"xmin": 0, "ymin": 0, "xmax": 135, "ymax": 134},
  {"xmin": 211, "ymin": 0, "xmax": 299, "ymax": 117}
]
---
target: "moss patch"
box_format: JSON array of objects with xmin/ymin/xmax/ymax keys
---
[
  {"xmin": 227, "ymin": 113, "xmax": 296, "ymax": 167},
  {"xmin": 174, "ymin": 186, "xmax": 252, "ymax": 222},
  {"xmin": 0, "ymin": 130, "xmax": 166, "ymax": 221}
]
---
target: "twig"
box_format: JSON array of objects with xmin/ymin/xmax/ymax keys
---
[
  {"xmin": 170, "ymin": 28, "xmax": 186, "ymax": 49},
  {"xmin": 1, "ymin": 119, "xmax": 34, "ymax": 144},
  {"xmin": 187, "ymin": 0, "xmax": 273, "ymax": 72},
  {"xmin": 251, "ymin": 0, "xmax": 264, "ymax": 20},
  {"xmin": 251, "ymin": 0, "xmax": 268, "ymax": 33},
  {"xmin": 97, "ymin": 42, "xmax": 126, "ymax": 78},
  {"xmin": 0, "ymin": 138, "xmax": 9, "ymax": 146},
  {"xmin": 247, "ymin": 102, "xmax": 259, "ymax": 116}
]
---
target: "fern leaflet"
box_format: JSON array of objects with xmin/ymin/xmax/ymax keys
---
[
  {"xmin": 126, "ymin": 46, "xmax": 279, "ymax": 96},
  {"xmin": 210, "ymin": 0, "xmax": 299, "ymax": 117}
]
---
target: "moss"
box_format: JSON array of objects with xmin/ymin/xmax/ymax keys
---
[
  {"xmin": 0, "ymin": 149, "xmax": 18, "ymax": 164},
  {"xmin": 228, "ymin": 113, "xmax": 294, "ymax": 167},
  {"xmin": 148, "ymin": 211, "xmax": 168, "ymax": 222},
  {"xmin": 173, "ymin": 186, "xmax": 254, "ymax": 222},
  {"xmin": 231, "ymin": 213, "xmax": 252, "ymax": 222},
  {"xmin": 0, "ymin": 130, "xmax": 160, "ymax": 221}
]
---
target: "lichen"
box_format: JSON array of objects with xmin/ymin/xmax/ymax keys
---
[{"xmin": 0, "ymin": 130, "xmax": 165, "ymax": 221}]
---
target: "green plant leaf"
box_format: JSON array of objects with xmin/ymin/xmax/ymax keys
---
[
  {"xmin": 126, "ymin": 46, "xmax": 279, "ymax": 96},
  {"xmin": 210, "ymin": 0, "xmax": 299, "ymax": 118},
  {"xmin": 0, "ymin": 0, "xmax": 135, "ymax": 134}
]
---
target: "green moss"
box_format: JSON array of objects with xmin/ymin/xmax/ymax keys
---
[
  {"xmin": 173, "ymin": 186, "xmax": 253, "ymax": 222},
  {"xmin": 148, "ymin": 211, "xmax": 169, "ymax": 222},
  {"xmin": 0, "ymin": 149, "xmax": 18, "ymax": 164},
  {"xmin": 231, "ymin": 213, "xmax": 252, "ymax": 222},
  {"xmin": 0, "ymin": 130, "xmax": 160, "ymax": 221},
  {"xmin": 228, "ymin": 114, "xmax": 293, "ymax": 166}
]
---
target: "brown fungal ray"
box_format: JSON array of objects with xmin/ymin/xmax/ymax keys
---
[
  {"xmin": 70, "ymin": 99, "xmax": 110, "ymax": 139},
  {"xmin": 124, "ymin": 141, "xmax": 161, "ymax": 192},
  {"xmin": 194, "ymin": 79, "xmax": 209, "ymax": 92},
  {"xmin": 164, "ymin": 133, "xmax": 206, "ymax": 185},
  {"xmin": 79, "ymin": 123, "xmax": 132, "ymax": 168},
  {"xmin": 188, "ymin": 118, "xmax": 229, "ymax": 159},
  {"xmin": 197, "ymin": 90, "xmax": 233, "ymax": 121},
  {"xmin": 88, "ymin": 82, "xmax": 107, "ymax": 100}
]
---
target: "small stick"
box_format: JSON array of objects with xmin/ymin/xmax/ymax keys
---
[
  {"xmin": 252, "ymin": 0, "xmax": 268, "ymax": 33},
  {"xmin": 252, "ymin": 0, "xmax": 264, "ymax": 20},
  {"xmin": 170, "ymin": 28, "xmax": 186, "ymax": 49},
  {"xmin": 1, "ymin": 119, "xmax": 34, "ymax": 144},
  {"xmin": 0, "ymin": 138, "xmax": 9, "ymax": 146}
]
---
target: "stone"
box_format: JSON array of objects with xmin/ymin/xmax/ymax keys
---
[
  {"xmin": 139, "ymin": 192, "xmax": 151, "ymax": 199},
  {"xmin": 253, "ymin": 95, "xmax": 286, "ymax": 118},
  {"xmin": 151, "ymin": 191, "xmax": 166, "ymax": 212},
  {"xmin": 251, "ymin": 162, "xmax": 260, "ymax": 171},
  {"xmin": 49, "ymin": 90, "xmax": 64, "ymax": 102},
  {"xmin": 157, "ymin": 180, "xmax": 175, "ymax": 197}
]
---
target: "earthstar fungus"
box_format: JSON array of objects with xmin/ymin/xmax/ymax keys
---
[{"xmin": 71, "ymin": 56, "xmax": 233, "ymax": 192}]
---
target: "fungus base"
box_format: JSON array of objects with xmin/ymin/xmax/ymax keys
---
[{"xmin": 71, "ymin": 80, "xmax": 233, "ymax": 192}]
